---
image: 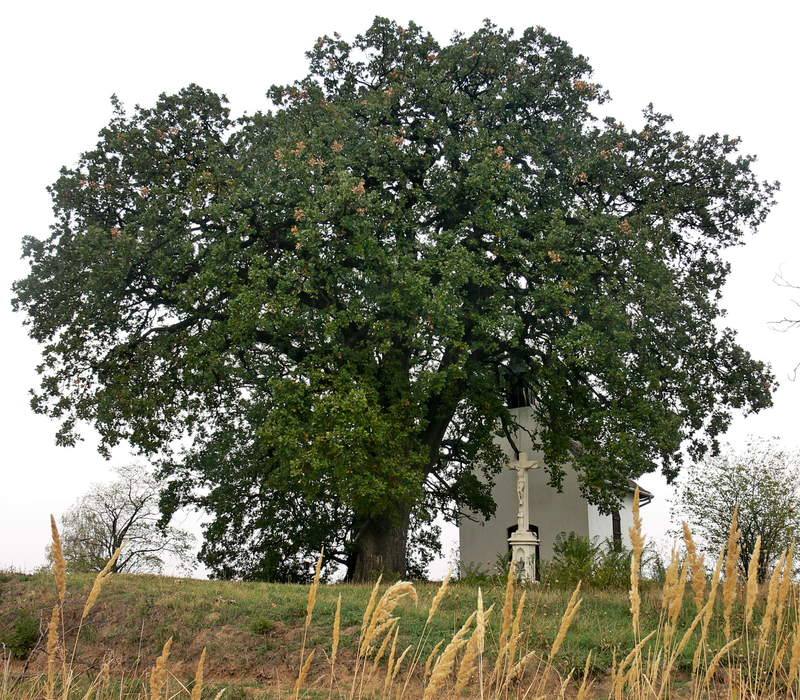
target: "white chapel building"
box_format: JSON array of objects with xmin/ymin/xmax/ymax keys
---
[{"xmin": 458, "ymin": 405, "xmax": 653, "ymax": 578}]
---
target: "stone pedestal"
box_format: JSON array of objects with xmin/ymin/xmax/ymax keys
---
[{"xmin": 508, "ymin": 528, "xmax": 539, "ymax": 583}]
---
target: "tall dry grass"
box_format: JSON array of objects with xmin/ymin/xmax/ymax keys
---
[{"xmin": 3, "ymin": 508, "xmax": 800, "ymax": 699}]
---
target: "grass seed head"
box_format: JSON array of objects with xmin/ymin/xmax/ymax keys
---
[
  {"xmin": 498, "ymin": 563, "xmax": 516, "ymax": 648},
  {"xmin": 45, "ymin": 605, "xmax": 60, "ymax": 700},
  {"xmin": 683, "ymin": 521, "xmax": 706, "ymax": 610},
  {"xmin": 454, "ymin": 590, "xmax": 488, "ymax": 696},
  {"xmin": 149, "ymin": 636, "xmax": 173, "ymax": 700},
  {"xmin": 392, "ymin": 645, "xmax": 413, "ymax": 684},
  {"xmin": 776, "ymin": 542, "xmax": 794, "ymax": 634},
  {"xmin": 383, "ymin": 625, "xmax": 400, "ymax": 694},
  {"xmin": 629, "ymin": 488, "xmax": 644, "ymax": 636},
  {"xmin": 576, "ymin": 651, "xmax": 594, "ymax": 700},
  {"xmin": 492, "ymin": 565, "xmax": 518, "ymax": 685},
  {"xmin": 426, "ymin": 569, "xmax": 451, "ymax": 625},
  {"xmin": 703, "ymin": 544, "xmax": 726, "ymax": 631},
  {"xmin": 722, "ymin": 507, "xmax": 741, "ymax": 641},
  {"xmin": 362, "ymin": 581, "xmax": 417, "ymax": 653},
  {"xmin": 370, "ymin": 618, "xmax": 398, "ymax": 665},
  {"xmin": 304, "ymin": 549, "xmax": 324, "ymax": 629},
  {"xmin": 50, "ymin": 514, "xmax": 66, "ymax": 604},
  {"xmin": 292, "ymin": 648, "xmax": 315, "ymax": 698},
  {"xmin": 423, "ymin": 613, "xmax": 475, "ymax": 700},
  {"xmin": 501, "ymin": 589, "xmax": 527, "ymax": 683},
  {"xmin": 788, "ymin": 617, "xmax": 800, "ymax": 686},
  {"xmin": 669, "ymin": 556, "xmax": 689, "ymax": 627},
  {"xmin": 760, "ymin": 553, "xmax": 784, "ymax": 647},
  {"xmin": 661, "ymin": 548, "xmax": 680, "ymax": 613},
  {"xmin": 550, "ymin": 581, "xmax": 582, "ymax": 661},
  {"xmin": 191, "ymin": 647, "xmax": 207, "ymax": 700},
  {"xmin": 424, "ymin": 639, "xmax": 445, "ymax": 679},
  {"xmin": 331, "ymin": 593, "xmax": 342, "ymax": 668},
  {"xmin": 359, "ymin": 574, "xmax": 382, "ymax": 648},
  {"xmin": 745, "ymin": 535, "xmax": 762, "ymax": 626},
  {"xmin": 613, "ymin": 630, "xmax": 656, "ymax": 697},
  {"xmin": 82, "ymin": 547, "xmax": 120, "ymax": 621},
  {"xmin": 703, "ymin": 637, "xmax": 740, "ymax": 687}
]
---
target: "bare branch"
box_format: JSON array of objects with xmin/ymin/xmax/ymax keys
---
[{"xmin": 48, "ymin": 464, "xmax": 195, "ymax": 575}]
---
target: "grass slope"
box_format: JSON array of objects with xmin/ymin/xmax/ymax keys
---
[{"xmin": 0, "ymin": 571, "xmax": 715, "ymax": 695}]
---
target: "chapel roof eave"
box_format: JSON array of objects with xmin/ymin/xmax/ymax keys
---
[{"xmin": 629, "ymin": 479, "xmax": 654, "ymax": 506}]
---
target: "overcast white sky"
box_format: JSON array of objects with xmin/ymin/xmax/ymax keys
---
[{"xmin": 1, "ymin": 1, "xmax": 798, "ymax": 577}]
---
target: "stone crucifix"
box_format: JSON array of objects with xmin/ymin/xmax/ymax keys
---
[{"xmin": 508, "ymin": 451, "xmax": 541, "ymax": 583}]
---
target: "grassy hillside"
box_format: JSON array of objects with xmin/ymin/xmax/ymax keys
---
[{"xmin": 0, "ymin": 569, "xmax": 711, "ymax": 695}]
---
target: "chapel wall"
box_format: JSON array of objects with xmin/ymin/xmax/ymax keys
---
[{"xmin": 458, "ymin": 406, "xmax": 590, "ymax": 573}]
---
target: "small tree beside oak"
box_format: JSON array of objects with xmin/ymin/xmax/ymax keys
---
[
  {"xmin": 48, "ymin": 465, "xmax": 195, "ymax": 575},
  {"xmin": 673, "ymin": 437, "xmax": 800, "ymax": 583}
]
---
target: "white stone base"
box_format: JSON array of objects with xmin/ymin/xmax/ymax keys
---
[{"xmin": 508, "ymin": 530, "xmax": 539, "ymax": 583}]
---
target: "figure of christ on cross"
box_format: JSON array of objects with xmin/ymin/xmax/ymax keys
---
[{"xmin": 508, "ymin": 451, "xmax": 541, "ymax": 583}]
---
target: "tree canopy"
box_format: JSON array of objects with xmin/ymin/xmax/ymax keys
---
[
  {"xmin": 13, "ymin": 18, "xmax": 777, "ymax": 580},
  {"xmin": 672, "ymin": 438, "xmax": 800, "ymax": 582}
]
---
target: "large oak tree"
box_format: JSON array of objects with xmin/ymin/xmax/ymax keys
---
[{"xmin": 14, "ymin": 19, "xmax": 777, "ymax": 581}]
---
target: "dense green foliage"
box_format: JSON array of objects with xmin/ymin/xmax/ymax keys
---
[
  {"xmin": 542, "ymin": 532, "xmax": 632, "ymax": 589},
  {"xmin": 0, "ymin": 611, "xmax": 39, "ymax": 659},
  {"xmin": 13, "ymin": 18, "xmax": 777, "ymax": 579}
]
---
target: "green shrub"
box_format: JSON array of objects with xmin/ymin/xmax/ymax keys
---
[
  {"xmin": 543, "ymin": 532, "xmax": 632, "ymax": 589},
  {"xmin": 457, "ymin": 560, "xmax": 499, "ymax": 584},
  {"xmin": 593, "ymin": 540, "xmax": 633, "ymax": 588},
  {"xmin": 2, "ymin": 611, "xmax": 40, "ymax": 658},
  {"xmin": 0, "ymin": 570, "xmax": 33, "ymax": 584},
  {"xmin": 545, "ymin": 532, "xmax": 598, "ymax": 587},
  {"xmin": 251, "ymin": 617, "xmax": 276, "ymax": 635}
]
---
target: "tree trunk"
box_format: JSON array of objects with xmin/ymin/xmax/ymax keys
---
[{"xmin": 349, "ymin": 512, "xmax": 410, "ymax": 582}]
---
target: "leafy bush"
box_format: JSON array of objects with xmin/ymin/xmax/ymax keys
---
[
  {"xmin": 543, "ymin": 532, "xmax": 631, "ymax": 589},
  {"xmin": 546, "ymin": 532, "xmax": 598, "ymax": 587},
  {"xmin": 593, "ymin": 541, "xmax": 633, "ymax": 589},
  {"xmin": 457, "ymin": 559, "xmax": 503, "ymax": 584},
  {"xmin": 251, "ymin": 617, "xmax": 275, "ymax": 635},
  {"xmin": 1, "ymin": 611, "xmax": 39, "ymax": 658}
]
